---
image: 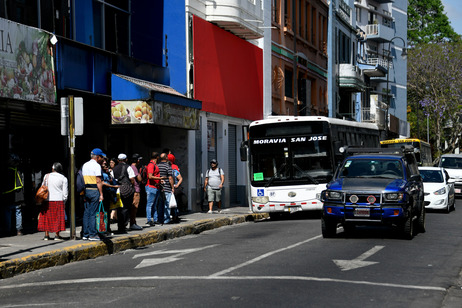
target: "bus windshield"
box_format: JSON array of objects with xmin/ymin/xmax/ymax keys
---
[
  {"xmin": 380, "ymin": 139, "xmax": 432, "ymax": 166},
  {"xmin": 250, "ymin": 136, "xmax": 334, "ymax": 187}
]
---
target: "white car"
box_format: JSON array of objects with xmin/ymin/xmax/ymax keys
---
[
  {"xmin": 438, "ymin": 154, "xmax": 462, "ymax": 196},
  {"xmin": 419, "ymin": 167, "xmax": 455, "ymax": 213}
]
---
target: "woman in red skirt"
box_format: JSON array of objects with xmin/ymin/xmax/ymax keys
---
[{"xmin": 38, "ymin": 162, "xmax": 68, "ymax": 240}]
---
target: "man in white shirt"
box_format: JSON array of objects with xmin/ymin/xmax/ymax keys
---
[
  {"xmin": 204, "ymin": 159, "xmax": 225, "ymax": 213},
  {"xmin": 81, "ymin": 148, "xmax": 105, "ymax": 241}
]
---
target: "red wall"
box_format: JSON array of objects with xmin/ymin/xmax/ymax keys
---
[{"xmin": 193, "ymin": 16, "xmax": 263, "ymax": 121}]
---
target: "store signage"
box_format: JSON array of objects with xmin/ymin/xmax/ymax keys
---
[
  {"xmin": 0, "ymin": 18, "xmax": 56, "ymax": 104},
  {"xmin": 111, "ymin": 100, "xmax": 199, "ymax": 130}
]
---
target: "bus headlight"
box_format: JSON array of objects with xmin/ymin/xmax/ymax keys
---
[{"xmin": 252, "ymin": 196, "xmax": 269, "ymax": 204}]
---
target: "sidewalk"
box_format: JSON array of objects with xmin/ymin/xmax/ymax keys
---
[{"xmin": 0, "ymin": 206, "xmax": 267, "ymax": 279}]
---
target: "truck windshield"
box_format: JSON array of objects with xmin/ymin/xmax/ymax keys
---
[{"xmin": 339, "ymin": 159, "xmax": 403, "ymax": 179}]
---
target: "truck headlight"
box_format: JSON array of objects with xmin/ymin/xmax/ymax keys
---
[
  {"xmin": 326, "ymin": 191, "xmax": 344, "ymax": 200},
  {"xmin": 384, "ymin": 192, "xmax": 404, "ymax": 201}
]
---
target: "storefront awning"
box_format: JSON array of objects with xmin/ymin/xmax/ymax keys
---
[
  {"xmin": 111, "ymin": 74, "xmax": 201, "ymax": 109},
  {"xmin": 111, "ymin": 74, "xmax": 201, "ymax": 129}
]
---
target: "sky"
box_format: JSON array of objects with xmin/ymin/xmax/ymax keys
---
[{"xmin": 441, "ymin": 0, "xmax": 462, "ymax": 35}]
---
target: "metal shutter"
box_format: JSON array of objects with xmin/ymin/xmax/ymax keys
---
[{"xmin": 228, "ymin": 124, "xmax": 237, "ymax": 204}]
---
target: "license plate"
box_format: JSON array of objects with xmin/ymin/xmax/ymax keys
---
[
  {"xmin": 288, "ymin": 206, "xmax": 301, "ymax": 213},
  {"xmin": 354, "ymin": 208, "xmax": 370, "ymax": 217},
  {"xmin": 456, "ymin": 189, "xmax": 461, "ymax": 194}
]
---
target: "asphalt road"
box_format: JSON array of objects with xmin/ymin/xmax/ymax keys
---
[{"xmin": 1, "ymin": 202, "xmax": 462, "ymax": 308}]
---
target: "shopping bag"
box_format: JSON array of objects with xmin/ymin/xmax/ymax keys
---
[
  {"xmin": 169, "ymin": 194, "xmax": 177, "ymax": 208},
  {"xmin": 96, "ymin": 201, "xmax": 108, "ymax": 233},
  {"xmin": 109, "ymin": 193, "xmax": 123, "ymax": 210}
]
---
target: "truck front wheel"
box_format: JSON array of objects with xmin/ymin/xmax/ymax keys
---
[{"xmin": 321, "ymin": 217, "xmax": 337, "ymax": 238}]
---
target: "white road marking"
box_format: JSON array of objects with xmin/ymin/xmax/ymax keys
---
[
  {"xmin": 333, "ymin": 245, "xmax": 385, "ymax": 271},
  {"xmin": 210, "ymin": 235, "xmax": 322, "ymax": 277},
  {"xmin": 0, "ymin": 275, "xmax": 446, "ymax": 292},
  {"xmin": 133, "ymin": 244, "xmax": 219, "ymax": 269},
  {"xmin": 0, "ymin": 236, "xmax": 446, "ymax": 294}
]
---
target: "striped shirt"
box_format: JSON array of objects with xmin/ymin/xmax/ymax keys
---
[
  {"xmin": 82, "ymin": 159, "xmax": 102, "ymax": 189},
  {"xmin": 157, "ymin": 161, "xmax": 173, "ymax": 193}
]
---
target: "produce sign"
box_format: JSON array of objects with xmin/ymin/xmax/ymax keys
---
[
  {"xmin": 0, "ymin": 18, "xmax": 56, "ymax": 104},
  {"xmin": 111, "ymin": 100, "xmax": 199, "ymax": 129},
  {"xmin": 111, "ymin": 100, "xmax": 153, "ymax": 124}
]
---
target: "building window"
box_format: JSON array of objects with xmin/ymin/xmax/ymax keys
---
[
  {"xmin": 368, "ymin": 5, "xmax": 377, "ymax": 24},
  {"xmin": 382, "ymin": 17, "xmax": 392, "ymax": 28},
  {"xmin": 356, "ymin": 7, "xmax": 361, "ymax": 23},
  {"xmin": 272, "ymin": 0, "xmax": 279, "ymax": 23},
  {"xmin": 311, "ymin": 6, "xmax": 316, "ymax": 44},
  {"xmin": 339, "ymin": 31, "xmax": 350, "ymax": 64},
  {"xmin": 0, "ymin": 0, "xmax": 72, "ymax": 38},
  {"xmin": 305, "ymin": 2, "xmax": 310, "ymax": 41},
  {"xmin": 284, "ymin": 68, "xmax": 293, "ymax": 98},
  {"xmin": 89, "ymin": 0, "xmax": 130, "ymax": 55},
  {"xmin": 284, "ymin": 0, "xmax": 291, "ymax": 29},
  {"xmin": 295, "ymin": 2, "xmax": 304, "ymax": 36}
]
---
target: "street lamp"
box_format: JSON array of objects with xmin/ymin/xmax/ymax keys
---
[{"xmin": 385, "ymin": 36, "xmax": 407, "ymax": 138}]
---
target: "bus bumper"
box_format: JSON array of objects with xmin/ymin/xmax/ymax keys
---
[{"xmin": 252, "ymin": 199, "xmax": 323, "ymax": 213}]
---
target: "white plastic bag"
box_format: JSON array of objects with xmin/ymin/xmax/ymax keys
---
[{"xmin": 169, "ymin": 194, "xmax": 178, "ymax": 208}]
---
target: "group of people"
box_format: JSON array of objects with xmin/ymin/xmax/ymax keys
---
[
  {"xmin": 1, "ymin": 147, "xmax": 225, "ymax": 241},
  {"xmin": 80, "ymin": 148, "xmax": 185, "ymax": 241}
]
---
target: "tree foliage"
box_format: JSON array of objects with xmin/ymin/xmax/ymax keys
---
[
  {"xmin": 408, "ymin": 0, "xmax": 460, "ymax": 46},
  {"xmin": 407, "ymin": 42, "xmax": 462, "ymax": 159}
]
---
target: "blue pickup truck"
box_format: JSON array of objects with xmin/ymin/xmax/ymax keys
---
[{"xmin": 321, "ymin": 146, "xmax": 425, "ymax": 239}]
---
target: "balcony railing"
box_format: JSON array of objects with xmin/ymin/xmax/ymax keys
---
[
  {"xmin": 362, "ymin": 107, "xmax": 385, "ymax": 128},
  {"xmin": 365, "ymin": 23, "xmax": 394, "ymax": 42},
  {"xmin": 366, "ymin": 57, "xmax": 392, "ymax": 69},
  {"xmin": 205, "ymin": 0, "xmax": 264, "ymax": 40}
]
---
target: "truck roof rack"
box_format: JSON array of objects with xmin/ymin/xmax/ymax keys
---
[{"xmin": 343, "ymin": 145, "xmax": 415, "ymax": 156}]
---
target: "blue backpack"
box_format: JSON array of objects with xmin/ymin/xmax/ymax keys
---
[{"xmin": 76, "ymin": 168, "xmax": 85, "ymax": 194}]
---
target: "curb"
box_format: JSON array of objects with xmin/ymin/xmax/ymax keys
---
[{"xmin": 0, "ymin": 213, "xmax": 268, "ymax": 279}]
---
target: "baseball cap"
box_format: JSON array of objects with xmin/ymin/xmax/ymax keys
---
[
  {"xmin": 118, "ymin": 153, "xmax": 127, "ymax": 160},
  {"xmin": 91, "ymin": 148, "xmax": 106, "ymax": 157},
  {"xmin": 168, "ymin": 154, "xmax": 175, "ymax": 163},
  {"xmin": 210, "ymin": 159, "xmax": 217, "ymax": 164},
  {"xmin": 132, "ymin": 153, "xmax": 142, "ymax": 160}
]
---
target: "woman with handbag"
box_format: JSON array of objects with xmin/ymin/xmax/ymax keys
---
[{"xmin": 37, "ymin": 162, "xmax": 68, "ymax": 241}]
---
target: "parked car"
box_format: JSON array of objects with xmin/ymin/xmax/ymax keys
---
[
  {"xmin": 437, "ymin": 154, "xmax": 462, "ymax": 197},
  {"xmin": 321, "ymin": 146, "xmax": 425, "ymax": 239},
  {"xmin": 418, "ymin": 167, "xmax": 455, "ymax": 213}
]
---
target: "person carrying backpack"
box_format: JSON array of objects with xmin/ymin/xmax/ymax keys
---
[
  {"xmin": 112, "ymin": 153, "xmax": 135, "ymax": 234},
  {"xmin": 204, "ymin": 159, "xmax": 225, "ymax": 214}
]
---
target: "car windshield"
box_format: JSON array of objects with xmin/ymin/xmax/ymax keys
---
[
  {"xmin": 441, "ymin": 157, "xmax": 462, "ymax": 169},
  {"xmin": 339, "ymin": 158, "xmax": 403, "ymax": 179},
  {"xmin": 419, "ymin": 170, "xmax": 444, "ymax": 183}
]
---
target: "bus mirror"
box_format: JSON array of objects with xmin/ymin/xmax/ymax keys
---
[
  {"xmin": 333, "ymin": 141, "xmax": 343, "ymax": 155},
  {"xmin": 240, "ymin": 141, "xmax": 248, "ymax": 161}
]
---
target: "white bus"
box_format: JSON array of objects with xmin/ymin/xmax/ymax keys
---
[{"xmin": 240, "ymin": 116, "xmax": 380, "ymax": 218}]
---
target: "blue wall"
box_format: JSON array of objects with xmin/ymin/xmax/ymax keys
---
[
  {"xmin": 163, "ymin": 1, "xmax": 187, "ymax": 94},
  {"xmin": 74, "ymin": 0, "xmax": 96, "ymax": 47}
]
